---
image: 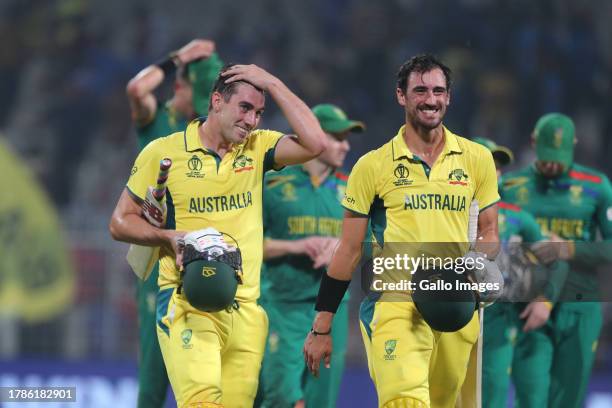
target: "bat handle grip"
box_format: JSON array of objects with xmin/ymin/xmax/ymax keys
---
[{"xmin": 153, "ymin": 158, "xmax": 173, "ymax": 201}]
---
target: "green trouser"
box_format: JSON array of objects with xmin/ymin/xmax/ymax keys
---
[
  {"xmin": 136, "ymin": 265, "xmax": 169, "ymax": 408},
  {"xmin": 512, "ymin": 302, "xmax": 602, "ymax": 408},
  {"xmin": 482, "ymin": 302, "xmax": 521, "ymax": 408},
  {"xmin": 257, "ymin": 299, "xmax": 349, "ymax": 408}
]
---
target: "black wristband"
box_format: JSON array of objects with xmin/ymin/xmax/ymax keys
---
[
  {"xmin": 310, "ymin": 327, "xmax": 331, "ymax": 336},
  {"xmin": 315, "ymin": 273, "xmax": 350, "ymax": 313},
  {"xmin": 155, "ymin": 54, "xmax": 178, "ymax": 77}
]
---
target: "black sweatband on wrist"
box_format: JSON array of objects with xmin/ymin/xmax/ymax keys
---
[
  {"xmin": 310, "ymin": 327, "xmax": 331, "ymax": 336},
  {"xmin": 155, "ymin": 55, "xmax": 178, "ymax": 77},
  {"xmin": 315, "ymin": 273, "xmax": 350, "ymax": 313}
]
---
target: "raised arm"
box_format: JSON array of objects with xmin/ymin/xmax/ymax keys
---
[
  {"xmin": 222, "ymin": 64, "xmax": 326, "ymax": 166},
  {"xmin": 126, "ymin": 39, "xmax": 216, "ymax": 127}
]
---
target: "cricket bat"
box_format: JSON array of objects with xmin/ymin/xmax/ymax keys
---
[
  {"xmin": 457, "ymin": 199, "xmax": 482, "ymax": 408},
  {"xmin": 126, "ymin": 158, "xmax": 172, "ymax": 280}
]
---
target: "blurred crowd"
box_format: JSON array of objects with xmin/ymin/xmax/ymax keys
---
[{"xmin": 1, "ymin": 0, "xmax": 611, "ymax": 365}]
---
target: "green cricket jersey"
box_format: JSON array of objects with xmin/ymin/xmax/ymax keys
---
[
  {"xmin": 498, "ymin": 201, "xmax": 542, "ymax": 242},
  {"xmin": 502, "ymin": 164, "xmax": 612, "ymax": 301},
  {"xmin": 136, "ymin": 102, "xmax": 188, "ymax": 150},
  {"xmin": 261, "ymin": 166, "xmax": 348, "ymax": 302}
]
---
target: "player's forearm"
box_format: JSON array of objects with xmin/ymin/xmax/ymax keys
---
[
  {"xmin": 263, "ymin": 238, "xmax": 298, "ymax": 260},
  {"xmin": 327, "ymin": 239, "xmax": 363, "ymax": 281},
  {"xmin": 267, "ymin": 80, "xmax": 326, "ymax": 158},
  {"xmin": 474, "ymin": 229, "xmax": 500, "ymax": 259},
  {"xmin": 312, "ymin": 311, "xmax": 335, "ymax": 333},
  {"xmin": 126, "ymin": 66, "xmax": 165, "ymax": 101},
  {"xmin": 126, "ymin": 66, "xmax": 163, "ymax": 125},
  {"xmin": 109, "ymin": 212, "xmax": 171, "ymax": 247}
]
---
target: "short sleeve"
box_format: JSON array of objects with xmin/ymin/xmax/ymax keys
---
[
  {"xmin": 126, "ymin": 140, "xmax": 164, "ymax": 201},
  {"xmin": 251, "ymin": 129, "xmax": 284, "ymax": 172},
  {"xmin": 342, "ymin": 152, "xmax": 377, "ymax": 216},
  {"xmin": 474, "ymin": 147, "xmax": 500, "ymax": 210}
]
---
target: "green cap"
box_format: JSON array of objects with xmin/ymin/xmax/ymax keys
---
[
  {"xmin": 312, "ymin": 104, "xmax": 365, "ymax": 134},
  {"xmin": 472, "ymin": 137, "xmax": 514, "ymax": 166},
  {"xmin": 411, "ymin": 268, "xmax": 476, "ymax": 332},
  {"xmin": 182, "ymin": 259, "xmax": 238, "ymax": 312},
  {"xmin": 533, "ymin": 113, "xmax": 575, "ymax": 167},
  {"xmin": 188, "ymin": 52, "xmax": 224, "ymax": 116}
]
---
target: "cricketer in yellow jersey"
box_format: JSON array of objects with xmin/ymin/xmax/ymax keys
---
[
  {"xmin": 304, "ymin": 54, "xmax": 500, "ymax": 408},
  {"xmin": 125, "ymin": 38, "xmax": 221, "ymax": 408},
  {"xmin": 110, "ymin": 63, "xmax": 326, "ymax": 408}
]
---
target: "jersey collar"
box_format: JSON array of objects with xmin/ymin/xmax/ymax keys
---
[
  {"xmin": 183, "ymin": 117, "xmax": 239, "ymax": 155},
  {"xmin": 184, "ymin": 118, "xmax": 206, "ymax": 153},
  {"xmin": 391, "ymin": 125, "xmax": 462, "ymax": 161}
]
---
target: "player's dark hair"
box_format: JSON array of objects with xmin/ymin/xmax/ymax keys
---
[
  {"xmin": 396, "ymin": 54, "xmax": 452, "ymax": 93},
  {"xmin": 208, "ymin": 63, "xmax": 264, "ymax": 111}
]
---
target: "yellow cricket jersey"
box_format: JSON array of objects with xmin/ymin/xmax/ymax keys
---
[
  {"xmin": 343, "ymin": 125, "xmax": 499, "ymax": 256},
  {"xmin": 127, "ymin": 118, "xmax": 284, "ymax": 302}
]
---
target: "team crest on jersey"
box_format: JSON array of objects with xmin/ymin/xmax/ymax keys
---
[
  {"xmin": 131, "ymin": 166, "xmax": 138, "ymax": 176},
  {"xmin": 517, "ymin": 187, "xmax": 529, "ymax": 204},
  {"xmin": 393, "ymin": 163, "xmax": 413, "ymax": 186},
  {"xmin": 384, "ymin": 339, "xmax": 397, "ymax": 360},
  {"xmin": 233, "ymin": 154, "xmax": 254, "ymax": 173},
  {"xmin": 569, "ymin": 185, "xmax": 583, "ymax": 205},
  {"xmin": 281, "ymin": 183, "xmax": 297, "ymax": 201},
  {"xmin": 448, "ymin": 169, "xmax": 469, "ymax": 186},
  {"xmin": 181, "ymin": 329, "xmax": 193, "ymax": 349},
  {"xmin": 186, "ymin": 155, "xmax": 205, "ymax": 178}
]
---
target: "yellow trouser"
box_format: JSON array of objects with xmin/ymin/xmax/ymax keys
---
[
  {"xmin": 360, "ymin": 300, "xmax": 479, "ymax": 408},
  {"xmin": 156, "ymin": 287, "xmax": 268, "ymax": 408}
]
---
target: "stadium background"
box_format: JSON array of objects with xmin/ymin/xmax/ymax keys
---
[{"xmin": 1, "ymin": 0, "xmax": 611, "ymax": 406}]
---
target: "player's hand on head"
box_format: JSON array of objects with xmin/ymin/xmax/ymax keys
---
[
  {"xmin": 303, "ymin": 331, "xmax": 332, "ymax": 377},
  {"xmin": 520, "ymin": 300, "xmax": 551, "ymax": 332},
  {"xmin": 175, "ymin": 39, "xmax": 216, "ymax": 64},
  {"xmin": 221, "ymin": 64, "xmax": 279, "ymax": 91}
]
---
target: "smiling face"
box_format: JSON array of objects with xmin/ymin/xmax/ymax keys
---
[
  {"xmin": 211, "ymin": 82, "xmax": 265, "ymax": 144},
  {"xmin": 396, "ymin": 67, "xmax": 450, "ymax": 131}
]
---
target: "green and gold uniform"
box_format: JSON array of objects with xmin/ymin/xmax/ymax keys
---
[
  {"xmin": 135, "ymin": 102, "xmax": 188, "ymax": 408},
  {"xmin": 258, "ymin": 166, "xmax": 349, "ymax": 408},
  {"xmin": 482, "ymin": 201, "xmax": 569, "ymax": 407},
  {"xmin": 131, "ymin": 54, "xmax": 223, "ymax": 408},
  {"xmin": 128, "ymin": 119, "xmax": 283, "ymax": 408},
  {"xmin": 346, "ymin": 126, "xmax": 499, "ymax": 408},
  {"xmin": 501, "ymin": 163, "xmax": 612, "ymax": 408}
]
